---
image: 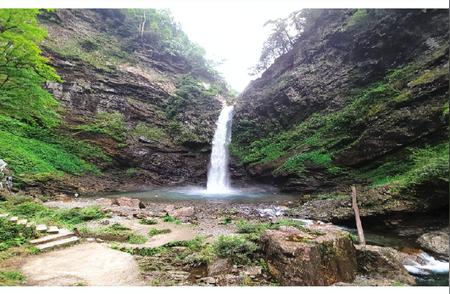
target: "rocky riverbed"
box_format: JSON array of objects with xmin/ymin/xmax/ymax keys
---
[{"xmin": 18, "ymin": 193, "xmax": 446, "ymax": 286}]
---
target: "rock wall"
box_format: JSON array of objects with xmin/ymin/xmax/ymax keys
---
[
  {"xmin": 232, "ymin": 9, "xmax": 449, "ymax": 215},
  {"xmin": 37, "ymin": 9, "xmax": 224, "ymax": 190}
]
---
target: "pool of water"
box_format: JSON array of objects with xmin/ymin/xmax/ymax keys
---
[{"xmin": 94, "ymin": 185, "xmax": 300, "ymax": 203}]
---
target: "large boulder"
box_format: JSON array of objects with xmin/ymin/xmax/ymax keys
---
[
  {"xmin": 260, "ymin": 223, "xmax": 357, "ymax": 285},
  {"xmin": 355, "ymin": 245, "xmax": 416, "ymax": 285},
  {"xmin": 417, "ymin": 229, "xmax": 449, "ymax": 260}
]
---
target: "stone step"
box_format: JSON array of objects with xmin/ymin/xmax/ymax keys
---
[
  {"xmin": 30, "ymin": 229, "xmax": 75, "ymax": 245},
  {"xmin": 47, "ymin": 226, "xmax": 59, "ymax": 234},
  {"xmin": 35, "ymin": 236, "xmax": 80, "ymax": 251},
  {"xmin": 9, "ymin": 216, "xmax": 18, "ymax": 223},
  {"xmin": 36, "ymin": 224, "xmax": 48, "ymax": 233},
  {"xmin": 17, "ymin": 219, "xmax": 28, "ymax": 225},
  {"xmin": 0, "ymin": 213, "xmax": 8, "ymax": 218}
]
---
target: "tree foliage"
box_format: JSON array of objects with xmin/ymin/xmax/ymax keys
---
[
  {"xmin": 0, "ymin": 9, "xmax": 61, "ymax": 127},
  {"xmin": 123, "ymin": 9, "xmax": 219, "ymax": 81},
  {"xmin": 251, "ymin": 9, "xmax": 324, "ymax": 75}
]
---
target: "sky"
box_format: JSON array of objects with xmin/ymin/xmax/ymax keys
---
[{"xmin": 150, "ymin": 1, "xmax": 305, "ymax": 92}]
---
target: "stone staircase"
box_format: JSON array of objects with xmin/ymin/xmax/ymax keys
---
[{"xmin": 0, "ymin": 213, "xmax": 80, "ymax": 251}]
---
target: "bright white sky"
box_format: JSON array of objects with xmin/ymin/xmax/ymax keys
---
[{"xmin": 151, "ymin": 1, "xmax": 305, "ymax": 92}]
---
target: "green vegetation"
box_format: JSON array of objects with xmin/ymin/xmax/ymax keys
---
[
  {"xmin": 0, "ymin": 9, "xmax": 61, "ymax": 127},
  {"xmin": 359, "ymin": 143, "xmax": 449, "ymax": 193},
  {"xmin": 80, "ymin": 223, "xmax": 147, "ymax": 244},
  {"xmin": 0, "ymin": 270, "xmax": 26, "ymax": 286},
  {"xmin": 0, "ymin": 199, "xmax": 106, "ymax": 230},
  {"xmin": 232, "ymin": 44, "xmax": 449, "ymax": 195},
  {"xmin": 213, "ymin": 235, "xmax": 258, "ymax": 265},
  {"xmin": 71, "ymin": 111, "xmax": 127, "ymax": 142},
  {"xmin": 139, "ymin": 218, "xmax": 158, "ymax": 225},
  {"xmin": 0, "ymin": 218, "xmax": 37, "ymax": 251},
  {"xmin": 161, "ymin": 214, "xmax": 181, "ymax": 225},
  {"xmin": 148, "ymin": 228, "xmax": 171, "ymax": 237},
  {"xmin": 130, "ymin": 122, "xmax": 169, "ymax": 143},
  {"xmin": 44, "ymin": 32, "xmax": 131, "ymax": 72},
  {"xmin": 0, "ymin": 10, "xmax": 110, "ymax": 183}
]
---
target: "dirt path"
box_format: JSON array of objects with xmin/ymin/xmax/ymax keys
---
[{"xmin": 21, "ymin": 243, "xmax": 143, "ymax": 286}]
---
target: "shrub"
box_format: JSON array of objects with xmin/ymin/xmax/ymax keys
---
[
  {"xmin": 213, "ymin": 235, "xmax": 257, "ymax": 265},
  {"xmin": 162, "ymin": 214, "xmax": 181, "ymax": 224},
  {"xmin": 0, "ymin": 218, "xmax": 37, "ymax": 251}
]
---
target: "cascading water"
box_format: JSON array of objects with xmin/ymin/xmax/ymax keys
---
[{"xmin": 206, "ymin": 104, "xmax": 234, "ymax": 194}]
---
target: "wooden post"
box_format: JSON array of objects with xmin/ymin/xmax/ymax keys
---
[{"xmin": 351, "ymin": 185, "xmax": 366, "ymax": 247}]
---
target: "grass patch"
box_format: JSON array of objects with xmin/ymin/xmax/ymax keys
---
[
  {"xmin": 0, "ymin": 115, "xmax": 108, "ymax": 184},
  {"xmin": 0, "ymin": 270, "xmax": 26, "ymax": 286},
  {"xmin": 130, "ymin": 122, "xmax": 169, "ymax": 143},
  {"xmin": 0, "ymin": 218, "xmax": 38, "ymax": 251},
  {"xmin": 213, "ymin": 235, "xmax": 257, "ymax": 265},
  {"xmin": 148, "ymin": 228, "xmax": 171, "ymax": 237},
  {"xmin": 139, "ymin": 218, "xmax": 158, "ymax": 225},
  {"xmin": 0, "ymin": 199, "xmax": 106, "ymax": 230},
  {"xmin": 79, "ymin": 223, "xmax": 147, "ymax": 244}
]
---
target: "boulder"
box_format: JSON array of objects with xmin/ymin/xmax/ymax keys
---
[
  {"xmin": 171, "ymin": 207, "xmax": 195, "ymax": 218},
  {"xmin": 355, "ymin": 245, "xmax": 416, "ymax": 285},
  {"xmin": 207, "ymin": 258, "xmax": 231, "ymax": 276},
  {"xmin": 113, "ymin": 197, "xmax": 145, "ymax": 209},
  {"xmin": 417, "ymin": 229, "xmax": 449, "ymax": 260},
  {"xmin": 260, "ymin": 223, "xmax": 357, "ymax": 285}
]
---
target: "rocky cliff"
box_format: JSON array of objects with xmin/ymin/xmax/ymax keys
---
[
  {"xmin": 29, "ymin": 9, "xmax": 226, "ymax": 193},
  {"xmin": 232, "ymin": 9, "xmax": 449, "ymax": 217}
]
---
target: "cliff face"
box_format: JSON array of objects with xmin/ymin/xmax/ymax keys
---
[
  {"xmin": 232, "ymin": 9, "xmax": 449, "ymax": 215},
  {"xmin": 36, "ymin": 9, "xmax": 224, "ymax": 192}
]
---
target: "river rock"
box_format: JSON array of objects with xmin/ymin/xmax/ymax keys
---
[
  {"xmin": 260, "ymin": 223, "xmax": 357, "ymax": 285},
  {"xmin": 207, "ymin": 258, "xmax": 231, "ymax": 276},
  {"xmin": 417, "ymin": 229, "xmax": 449, "ymax": 260},
  {"xmin": 113, "ymin": 197, "xmax": 145, "ymax": 209},
  {"xmin": 171, "ymin": 207, "xmax": 195, "ymax": 218},
  {"xmin": 355, "ymin": 245, "xmax": 416, "ymax": 285}
]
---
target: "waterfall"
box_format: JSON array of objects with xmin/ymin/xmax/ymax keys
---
[{"xmin": 206, "ymin": 104, "xmax": 234, "ymax": 194}]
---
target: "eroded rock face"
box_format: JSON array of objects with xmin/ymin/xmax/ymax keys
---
[
  {"xmin": 355, "ymin": 245, "xmax": 416, "ymax": 285},
  {"xmin": 417, "ymin": 229, "xmax": 449, "ymax": 260},
  {"xmin": 260, "ymin": 224, "xmax": 357, "ymax": 285}
]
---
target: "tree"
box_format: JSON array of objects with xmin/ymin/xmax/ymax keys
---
[
  {"xmin": 0, "ymin": 9, "xmax": 61, "ymax": 127},
  {"xmin": 250, "ymin": 9, "xmax": 323, "ymax": 76}
]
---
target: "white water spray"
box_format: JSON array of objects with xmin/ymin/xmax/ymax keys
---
[{"xmin": 206, "ymin": 104, "xmax": 234, "ymax": 194}]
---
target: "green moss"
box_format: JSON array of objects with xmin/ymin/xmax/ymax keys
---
[
  {"xmin": 130, "ymin": 122, "xmax": 169, "ymax": 143},
  {"xmin": 72, "ymin": 111, "xmax": 126, "ymax": 142},
  {"xmin": 409, "ymin": 65, "xmax": 448, "ymax": 87},
  {"xmin": 344, "ymin": 9, "xmax": 370, "ymax": 29},
  {"xmin": 0, "ymin": 218, "xmax": 37, "ymax": 251},
  {"xmin": 359, "ymin": 143, "xmax": 449, "ymax": 192},
  {"xmin": 44, "ymin": 33, "xmax": 131, "ymax": 71}
]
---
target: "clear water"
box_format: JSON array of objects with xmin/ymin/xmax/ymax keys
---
[
  {"xmin": 206, "ymin": 105, "xmax": 234, "ymax": 194},
  {"xmin": 96, "ymin": 185, "xmax": 299, "ymax": 203}
]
